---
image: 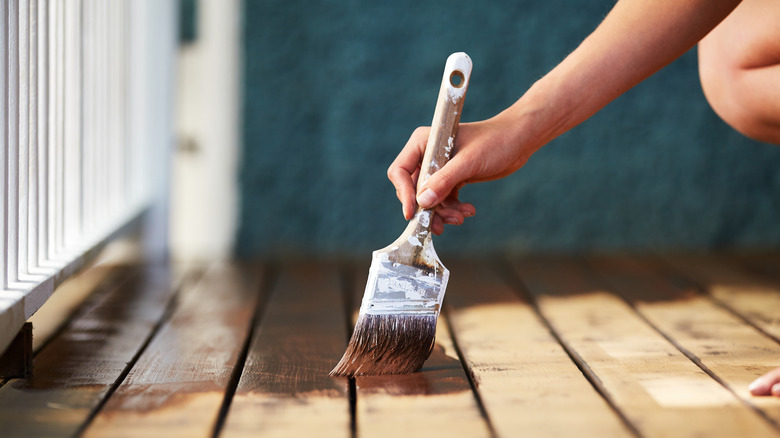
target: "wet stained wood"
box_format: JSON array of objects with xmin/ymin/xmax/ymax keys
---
[
  {"xmin": 661, "ymin": 255, "xmax": 780, "ymax": 342},
  {"xmin": 83, "ymin": 263, "xmax": 263, "ymax": 438},
  {"xmin": 5, "ymin": 255, "xmax": 780, "ymax": 437},
  {"xmin": 512, "ymin": 256, "xmax": 779, "ymax": 438},
  {"xmin": 731, "ymin": 253, "xmax": 780, "ymax": 284},
  {"xmin": 220, "ymin": 263, "xmax": 351, "ymax": 438},
  {"xmin": 349, "ymin": 261, "xmax": 492, "ymax": 438},
  {"xmin": 444, "ymin": 260, "xmax": 632, "ymax": 438},
  {"xmin": 28, "ymin": 264, "xmax": 130, "ymax": 352},
  {"xmin": 588, "ymin": 256, "xmax": 780, "ymax": 427},
  {"xmin": 0, "ymin": 266, "xmax": 179, "ymax": 438}
]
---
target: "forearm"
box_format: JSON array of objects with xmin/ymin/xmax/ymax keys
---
[
  {"xmin": 387, "ymin": 0, "xmax": 744, "ymax": 222},
  {"xmin": 504, "ymin": 0, "xmax": 742, "ymax": 151}
]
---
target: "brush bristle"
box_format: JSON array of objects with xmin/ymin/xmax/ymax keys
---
[{"xmin": 330, "ymin": 313, "xmax": 437, "ymax": 377}]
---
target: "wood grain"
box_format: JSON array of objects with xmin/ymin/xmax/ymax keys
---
[
  {"xmin": 0, "ymin": 266, "xmax": 179, "ymax": 438},
  {"xmin": 350, "ymin": 261, "xmax": 492, "ymax": 437},
  {"xmin": 588, "ymin": 256, "xmax": 780, "ymax": 427},
  {"xmin": 736, "ymin": 253, "xmax": 780, "ymax": 284},
  {"xmin": 444, "ymin": 260, "xmax": 631, "ymax": 438},
  {"xmin": 28, "ymin": 264, "xmax": 131, "ymax": 352},
  {"xmin": 3, "ymin": 256, "xmax": 780, "ymax": 437},
  {"xmin": 220, "ymin": 263, "xmax": 351, "ymax": 438},
  {"xmin": 83, "ymin": 263, "xmax": 262, "ymax": 438},
  {"xmin": 513, "ymin": 256, "xmax": 779, "ymax": 438},
  {"xmin": 661, "ymin": 255, "xmax": 780, "ymax": 342}
]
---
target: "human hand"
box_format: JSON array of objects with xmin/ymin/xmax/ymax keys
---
[
  {"xmin": 749, "ymin": 367, "xmax": 780, "ymax": 397},
  {"xmin": 387, "ymin": 109, "xmax": 539, "ymax": 235}
]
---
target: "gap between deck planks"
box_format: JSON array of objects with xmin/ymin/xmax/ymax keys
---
[
  {"xmin": 512, "ymin": 256, "xmax": 780, "ymax": 438},
  {"xmin": 444, "ymin": 260, "xmax": 634, "ymax": 437},
  {"xmin": 589, "ymin": 256, "xmax": 780, "ymax": 423},
  {"xmin": 1, "ymin": 255, "xmax": 780, "ymax": 437},
  {"xmin": 83, "ymin": 263, "xmax": 264, "ymax": 438},
  {"xmin": 220, "ymin": 262, "xmax": 351, "ymax": 437},
  {"xmin": 349, "ymin": 261, "xmax": 493, "ymax": 438},
  {"xmin": 0, "ymin": 264, "xmax": 187, "ymax": 438}
]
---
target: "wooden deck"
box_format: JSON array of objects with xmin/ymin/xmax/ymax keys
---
[{"xmin": 2, "ymin": 254, "xmax": 780, "ymax": 437}]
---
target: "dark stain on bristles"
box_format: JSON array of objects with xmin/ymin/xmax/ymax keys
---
[{"xmin": 329, "ymin": 314, "xmax": 437, "ymax": 377}]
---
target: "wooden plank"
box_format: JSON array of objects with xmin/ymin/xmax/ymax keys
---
[
  {"xmin": 28, "ymin": 264, "xmax": 127, "ymax": 352},
  {"xmin": 661, "ymin": 255, "xmax": 780, "ymax": 342},
  {"xmin": 512, "ymin": 256, "xmax": 779, "ymax": 438},
  {"xmin": 588, "ymin": 256, "xmax": 780, "ymax": 426},
  {"xmin": 349, "ymin": 261, "xmax": 492, "ymax": 438},
  {"xmin": 83, "ymin": 263, "xmax": 262, "ymax": 438},
  {"xmin": 220, "ymin": 263, "xmax": 351, "ymax": 438},
  {"xmin": 444, "ymin": 260, "xmax": 632, "ymax": 438},
  {"xmin": 735, "ymin": 253, "xmax": 780, "ymax": 284},
  {"xmin": 0, "ymin": 265, "xmax": 179, "ymax": 438}
]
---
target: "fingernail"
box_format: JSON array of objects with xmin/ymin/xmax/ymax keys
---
[
  {"xmin": 444, "ymin": 217, "xmax": 460, "ymax": 225},
  {"xmin": 749, "ymin": 378, "xmax": 767, "ymax": 394},
  {"xmin": 463, "ymin": 210, "xmax": 474, "ymax": 217},
  {"xmin": 772, "ymin": 383, "xmax": 780, "ymax": 396},
  {"xmin": 417, "ymin": 188, "xmax": 438, "ymax": 208}
]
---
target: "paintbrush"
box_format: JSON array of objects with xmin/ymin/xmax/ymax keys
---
[{"xmin": 331, "ymin": 52, "xmax": 472, "ymax": 376}]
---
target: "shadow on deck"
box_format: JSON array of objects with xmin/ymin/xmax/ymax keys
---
[{"xmin": 2, "ymin": 253, "xmax": 780, "ymax": 437}]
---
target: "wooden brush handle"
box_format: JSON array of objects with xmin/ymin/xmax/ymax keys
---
[
  {"xmin": 384, "ymin": 53, "xmax": 472, "ymax": 266},
  {"xmin": 416, "ymin": 52, "xmax": 473, "ymax": 199}
]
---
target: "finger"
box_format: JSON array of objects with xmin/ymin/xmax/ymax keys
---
[
  {"xmin": 410, "ymin": 167, "xmax": 420, "ymax": 188},
  {"xmin": 436, "ymin": 184, "xmax": 476, "ymax": 219},
  {"xmin": 388, "ymin": 129, "xmax": 429, "ymax": 219},
  {"xmin": 438, "ymin": 197, "xmax": 475, "ymax": 217},
  {"xmin": 459, "ymin": 202, "xmax": 476, "ymax": 218},
  {"xmin": 749, "ymin": 368, "xmax": 780, "ymax": 396},
  {"xmin": 435, "ymin": 206, "xmax": 466, "ymax": 226},
  {"xmin": 388, "ymin": 167, "xmax": 418, "ymax": 220},
  {"xmin": 417, "ymin": 154, "xmax": 472, "ymax": 209},
  {"xmin": 431, "ymin": 214, "xmax": 445, "ymax": 235},
  {"xmin": 404, "ymin": 168, "xmax": 421, "ymax": 219}
]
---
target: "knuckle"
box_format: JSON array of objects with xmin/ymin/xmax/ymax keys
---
[
  {"xmin": 413, "ymin": 126, "xmax": 429, "ymax": 137},
  {"xmin": 434, "ymin": 171, "xmax": 457, "ymax": 192}
]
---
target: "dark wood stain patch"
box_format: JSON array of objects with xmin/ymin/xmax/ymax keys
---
[
  {"xmin": 86, "ymin": 263, "xmax": 262, "ymax": 418},
  {"xmin": 2, "ymin": 257, "xmax": 780, "ymax": 437},
  {"xmin": 232, "ymin": 263, "xmax": 349, "ymax": 396},
  {"xmin": 356, "ymin": 344, "xmax": 470, "ymax": 396},
  {"xmin": 351, "ymin": 262, "xmax": 475, "ymax": 396},
  {"xmin": 0, "ymin": 266, "xmax": 178, "ymax": 438}
]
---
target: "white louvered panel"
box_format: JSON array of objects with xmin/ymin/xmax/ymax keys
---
[
  {"xmin": 0, "ymin": 0, "xmax": 9, "ymax": 291},
  {"xmin": 7, "ymin": 0, "xmax": 20, "ymax": 288},
  {"xmin": 17, "ymin": 0, "xmax": 45, "ymax": 286},
  {"xmin": 48, "ymin": 0, "xmax": 61, "ymax": 261},
  {"xmin": 0, "ymin": 0, "xmax": 171, "ymax": 356},
  {"xmin": 35, "ymin": 0, "xmax": 49, "ymax": 271},
  {"xmin": 62, "ymin": 0, "xmax": 79, "ymax": 252},
  {"xmin": 81, "ymin": 0, "xmax": 94, "ymax": 237},
  {"xmin": 27, "ymin": 0, "xmax": 41, "ymax": 276},
  {"xmin": 17, "ymin": 0, "xmax": 29, "ymax": 281},
  {"xmin": 39, "ymin": 0, "xmax": 55, "ymax": 270}
]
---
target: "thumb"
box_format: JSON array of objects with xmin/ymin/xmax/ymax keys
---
[{"xmin": 416, "ymin": 156, "xmax": 469, "ymax": 209}]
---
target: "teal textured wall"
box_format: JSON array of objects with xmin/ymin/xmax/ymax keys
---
[{"xmin": 237, "ymin": 0, "xmax": 780, "ymax": 257}]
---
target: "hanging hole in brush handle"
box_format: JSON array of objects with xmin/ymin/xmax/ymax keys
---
[
  {"xmin": 450, "ymin": 70, "xmax": 465, "ymax": 88},
  {"xmin": 415, "ymin": 52, "xmax": 472, "ymax": 201},
  {"xmin": 389, "ymin": 52, "xmax": 473, "ymax": 262}
]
